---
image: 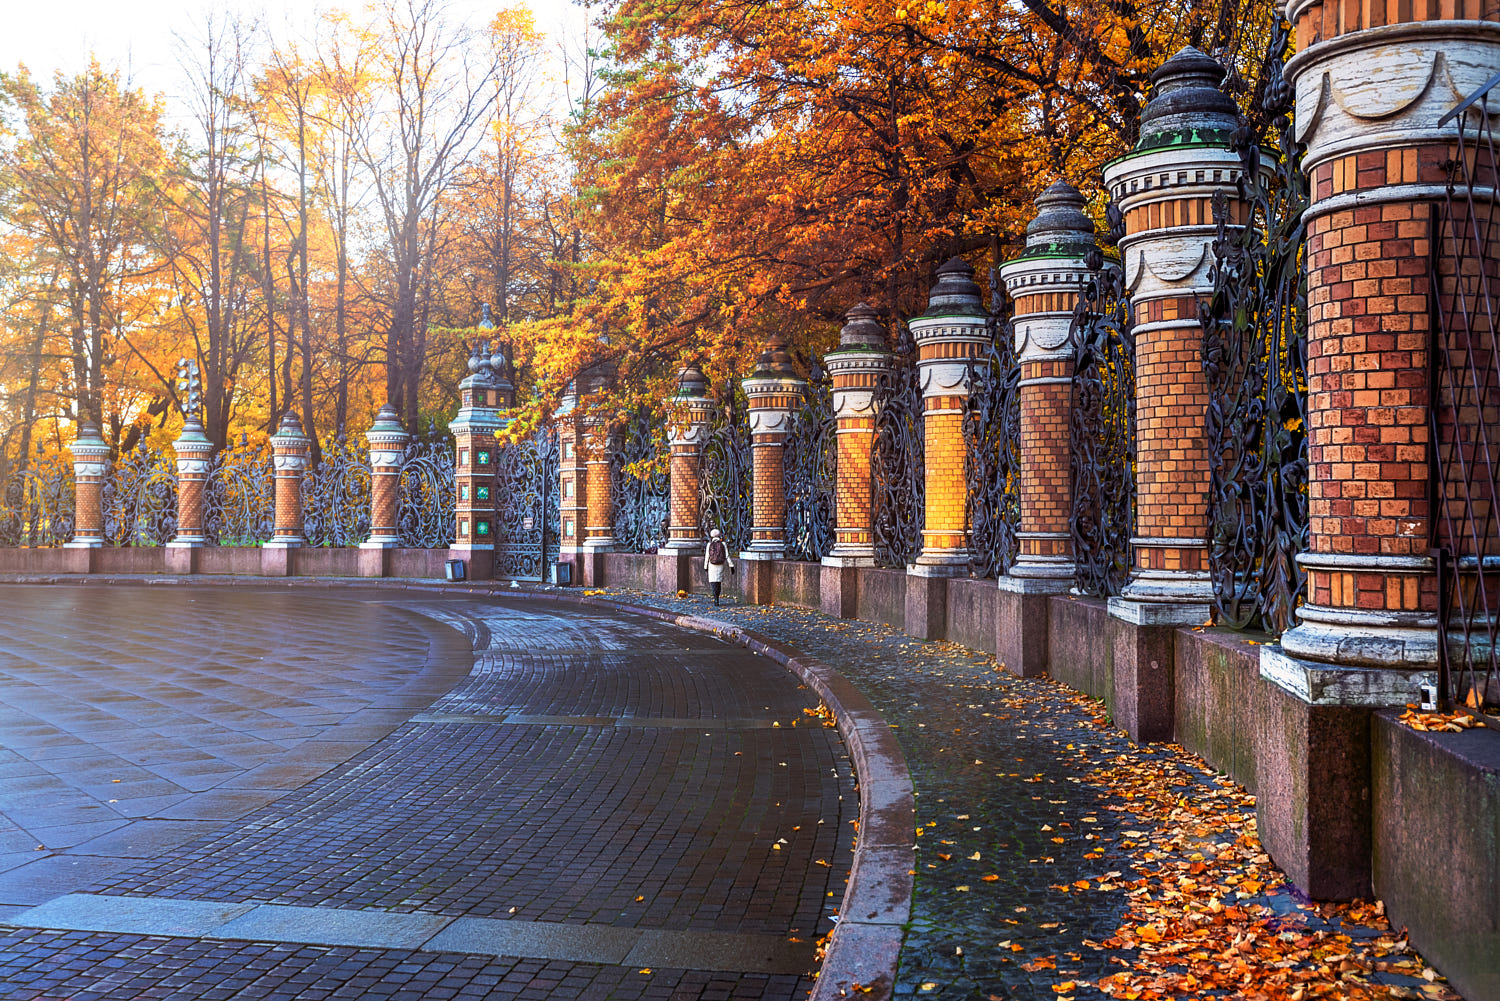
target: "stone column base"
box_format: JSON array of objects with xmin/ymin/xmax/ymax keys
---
[
  {"xmin": 446, "ymin": 548, "xmax": 494, "ymax": 582},
  {"xmin": 656, "ymin": 550, "xmax": 697, "ymax": 594},
  {"xmin": 164, "ymin": 545, "xmax": 200, "ymax": 575},
  {"xmin": 1255, "ymin": 645, "xmax": 1379, "ymax": 901},
  {"xmin": 579, "ymin": 547, "xmax": 614, "ymax": 587},
  {"xmin": 996, "ymin": 575, "xmax": 1068, "ymax": 677},
  {"xmin": 54, "ymin": 546, "xmax": 97, "ymax": 572},
  {"xmin": 357, "ymin": 546, "xmax": 392, "ymax": 578},
  {"xmin": 820, "ymin": 562, "xmax": 862, "ymax": 619},
  {"xmin": 737, "ymin": 553, "xmax": 777, "ymax": 605},
  {"xmin": 1106, "ymin": 598, "xmax": 1208, "ymax": 743},
  {"xmin": 904, "ymin": 573, "xmax": 948, "ymax": 641},
  {"xmin": 261, "ymin": 545, "xmax": 295, "ymax": 577}
]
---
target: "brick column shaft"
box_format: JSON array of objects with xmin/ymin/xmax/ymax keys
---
[
  {"xmin": 1276, "ymin": 2, "xmax": 1500, "ymax": 671},
  {"xmin": 664, "ymin": 365, "xmax": 713, "ymax": 551},
  {"xmin": 1103, "ymin": 47, "xmax": 1248, "ymax": 618},
  {"xmin": 741, "ymin": 337, "xmax": 803, "ymax": 558},
  {"xmin": 910, "ymin": 258, "xmax": 990, "ymax": 575},
  {"xmin": 584, "ymin": 418, "xmax": 616, "ymax": 548},
  {"xmin": 170, "ymin": 417, "xmax": 213, "ymax": 547},
  {"xmin": 363, "ymin": 403, "xmax": 410, "ymax": 548},
  {"xmin": 269, "ymin": 411, "xmax": 310, "ymax": 546},
  {"xmin": 1000, "ymin": 182, "xmax": 1097, "ymax": 589},
  {"xmin": 824, "ymin": 304, "xmax": 892, "ymax": 566},
  {"xmin": 66, "ymin": 421, "xmax": 109, "ymax": 548},
  {"xmin": 558, "ymin": 409, "xmax": 588, "ymax": 556}
]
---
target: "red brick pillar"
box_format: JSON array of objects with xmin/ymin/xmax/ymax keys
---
[
  {"xmin": 359, "ymin": 403, "xmax": 409, "ymax": 576},
  {"xmin": 448, "ymin": 343, "xmax": 500, "ymax": 579},
  {"xmin": 663, "ymin": 364, "xmax": 713, "ymax": 551},
  {"xmin": 739, "ymin": 339, "xmax": 803, "ymax": 604},
  {"xmin": 1274, "ymin": 3, "xmax": 1500, "ymax": 681},
  {"xmin": 907, "ymin": 258, "xmax": 989, "ymax": 638},
  {"xmin": 1256, "ymin": 0, "xmax": 1500, "ymax": 907},
  {"xmin": 995, "ymin": 181, "xmax": 1096, "ymax": 674},
  {"xmin": 556, "ymin": 380, "xmax": 588, "ymax": 584},
  {"xmin": 820, "ymin": 305, "xmax": 892, "ymax": 617},
  {"xmin": 66, "ymin": 421, "xmax": 109, "ymax": 551},
  {"xmin": 166, "ymin": 413, "xmax": 213, "ymax": 573},
  {"xmin": 1104, "ymin": 47, "xmax": 1247, "ymax": 625},
  {"xmin": 264, "ymin": 411, "xmax": 310, "ymax": 575},
  {"xmin": 577, "ymin": 364, "xmax": 618, "ymax": 586}
]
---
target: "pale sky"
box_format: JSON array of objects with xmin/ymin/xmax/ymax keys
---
[{"xmin": 0, "ymin": 0, "xmax": 593, "ymax": 109}]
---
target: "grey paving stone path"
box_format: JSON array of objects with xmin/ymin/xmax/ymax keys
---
[{"xmin": 0, "ymin": 584, "xmax": 856, "ymax": 1000}]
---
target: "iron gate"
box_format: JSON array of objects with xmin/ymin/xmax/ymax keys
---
[{"xmin": 492, "ymin": 429, "xmax": 561, "ymax": 580}]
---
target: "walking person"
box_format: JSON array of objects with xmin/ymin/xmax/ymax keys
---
[{"xmin": 704, "ymin": 528, "xmax": 734, "ymax": 607}]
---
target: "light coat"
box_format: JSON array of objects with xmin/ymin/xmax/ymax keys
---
[{"xmin": 704, "ymin": 539, "xmax": 734, "ymax": 582}]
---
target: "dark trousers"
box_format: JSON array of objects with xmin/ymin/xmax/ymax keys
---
[{"xmin": 711, "ymin": 581, "xmax": 722, "ymax": 605}]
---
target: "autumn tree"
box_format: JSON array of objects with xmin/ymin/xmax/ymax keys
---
[
  {"xmin": 0, "ymin": 61, "xmax": 168, "ymax": 443},
  {"xmin": 356, "ymin": 0, "xmax": 505, "ymax": 430}
]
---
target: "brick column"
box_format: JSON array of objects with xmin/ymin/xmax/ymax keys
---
[
  {"xmin": 1258, "ymin": 3, "xmax": 1500, "ymax": 906},
  {"xmin": 166, "ymin": 414, "xmax": 213, "ymax": 573},
  {"xmin": 1105, "ymin": 47, "xmax": 1247, "ymax": 625},
  {"xmin": 739, "ymin": 338, "xmax": 804, "ymax": 604},
  {"xmin": 907, "ymin": 258, "xmax": 990, "ymax": 638},
  {"xmin": 556, "ymin": 379, "xmax": 588, "ymax": 584},
  {"xmin": 656, "ymin": 364, "xmax": 714, "ymax": 594},
  {"xmin": 995, "ymin": 182, "xmax": 1097, "ymax": 674},
  {"xmin": 663, "ymin": 364, "xmax": 713, "ymax": 551},
  {"xmin": 66, "ymin": 421, "xmax": 109, "ymax": 551},
  {"xmin": 821, "ymin": 304, "xmax": 893, "ymax": 617},
  {"xmin": 578, "ymin": 363, "xmax": 618, "ymax": 586},
  {"xmin": 359, "ymin": 403, "xmax": 410, "ymax": 576},
  {"xmin": 448, "ymin": 343, "xmax": 501, "ymax": 580},
  {"xmin": 262, "ymin": 411, "xmax": 310, "ymax": 575}
]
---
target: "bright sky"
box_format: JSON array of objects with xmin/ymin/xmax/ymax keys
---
[{"xmin": 0, "ymin": 0, "xmax": 593, "ymax": 109}]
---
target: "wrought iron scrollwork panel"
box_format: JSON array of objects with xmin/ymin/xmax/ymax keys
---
[
  {"xmin": 873, "ymin": 325, "xmax": 924, "ymax": 568},
  {"xmin": 399, "ymin": 429, "xmax": 456, "ymax": 549},
  {"xmin": 612, "ymin": 408, "xmax": 670, "ymax": 553},
  {"xmin": 493, "ymin": 429, "xmax": 560, "ymax": 580},
  {"xmin": 965, "ymin": 279, "xmax": 1022, "ymax": 580},
  {"xmin": 103, "ymin": 445, "xmax": 177, "ymax": 547},
  {"xmin": 205, "ymin": 435, "xmax": 274, "ymax": 546},
  {"xmin": 302, "ymin": 435, "xmax": 372, "ymax": 548},
  {"xmin": 700, "ymin": 392, "xmax": 752, "ymax": 553},
  {"xmin": 0, "ymin": 449, "xmax": 75, "ymax": 547},
  {"xmin": 1069, "ymin": 253, "xmax": 1136, "ymax": 597},
  {"xmin": 783, "ymin": 363, "xmax": 837, "ymax": 562},
  {"xmin": 1201, "ymin": 16, "xmax": 1309, "ymax": 636}
]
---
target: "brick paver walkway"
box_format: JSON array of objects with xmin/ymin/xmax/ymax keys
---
[{"xmin": 0, "ymin": 584, "xmax": 855, "ymax": 1000}]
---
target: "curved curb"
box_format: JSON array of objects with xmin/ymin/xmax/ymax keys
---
[{"xmin": 0, "ymin": 576, "xmax": 915, "ymax": 999}]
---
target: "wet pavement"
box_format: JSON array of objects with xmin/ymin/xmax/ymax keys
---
[
  {"xmin": 0, "ymin": 585, "xmax": 855, "ymax": 1000},
  {"xmin": 602, "ymin": 588, "xmax": 1458, "ymax": 1001}
]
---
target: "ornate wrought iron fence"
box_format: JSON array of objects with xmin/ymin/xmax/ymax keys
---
[
  {"xmin": 699, "ymin": 391, "xmax": 753, "ymax": 552},
  {"xmin": 102, "ymin": 444, "xmax": 177, "ymax": 546},
  {"xmin": 612, "ymin": 408, "xmax": 670, "ymax": 553},
  {"xmin": 873, "ymin": 324, "xmax": 925, "ymax": 568},
  {"xmin": 1069, "ymin": 241, "xmax": 1136, "ymax": 597},
  {"xmin": 783, "ymin": 361, "xmax": 837, "ymax": 561},
  {"xmin": 965, "ymin": 272, "xmax": 1022, "ymax": 579},
  {"xmin": 1430, "ymin": 71, "xmax": 1500, "ymax": 716},
  {"xmin": 1200, "ymin": 17, "xmax": 1310, "ymax": 636},
  {"xmin": 399, "ymin": 427, "xmax": 455, "ymax": 549},
  {"xmin": 492, "ymin": 428, "xmax": 560, "ymax": 580},
  {"xmin": 205, "ymin": 434, "xmax": 274, "ymax": 546},
  {"xmin": 303, "ymin": 433, "xmax": 372, "ymax": 547},
  {"xmin": 0, "ymin": 448, "xmax": 75, "ymax": 547}
]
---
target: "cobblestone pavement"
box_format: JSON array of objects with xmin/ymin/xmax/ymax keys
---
[
  {"xmin": 600, "ymin": 589, "xmax": 1456, "ymax": 1001},
  {"xmin": 0, "ymin": 585, "xmax": 855, "ymax": 1000}
]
